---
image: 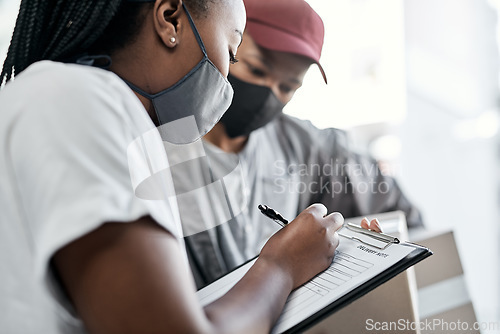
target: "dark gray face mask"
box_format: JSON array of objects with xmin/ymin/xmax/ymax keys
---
[{"xmin": 124, "ymin": 2, "xmax": 234, "ymax": 144}]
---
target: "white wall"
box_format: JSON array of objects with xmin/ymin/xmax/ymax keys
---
[
  {"xmin": 287, "ymin": 0, "xmax": 407, "ymax": 129},
  {"xmin": 402, "ymin": 0, "xmax": 500, "ymax": 328}
]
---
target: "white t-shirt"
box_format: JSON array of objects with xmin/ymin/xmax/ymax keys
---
[{"xmin": 0, "ymin": 61, "xmax": 185, "ymax": 334}]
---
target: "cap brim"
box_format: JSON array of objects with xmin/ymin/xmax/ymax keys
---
[{"xmin": 247, "ymin": 20, "xmax": 327, "ymax": 84}]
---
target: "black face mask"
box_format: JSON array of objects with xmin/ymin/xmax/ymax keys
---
[{"xmin": 219, "ymin": 74, "xmax": 285, "ymax": 138}]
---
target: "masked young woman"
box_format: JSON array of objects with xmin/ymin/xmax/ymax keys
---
[{"xmin": 0, "ymin": 1, "xmax": 346, "ymax": 333}]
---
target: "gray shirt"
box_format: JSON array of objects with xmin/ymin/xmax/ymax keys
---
[{"xmin": 180, "ymin": 114, "xmax": 422, "ymax": 289}]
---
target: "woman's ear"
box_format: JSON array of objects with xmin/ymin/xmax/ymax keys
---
[{"xmin": 153, "ymin": 0, "xmax": 184, "ymax": 48}]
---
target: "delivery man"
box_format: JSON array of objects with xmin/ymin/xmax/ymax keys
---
[{"xmin": 180, "ymin": 0, "xmax": 423, "ymax": 288}]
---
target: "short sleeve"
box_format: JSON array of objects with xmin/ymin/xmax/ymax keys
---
[{"xmin": 6, "ymin": 64, "xmax": 181, "ymax": 316}]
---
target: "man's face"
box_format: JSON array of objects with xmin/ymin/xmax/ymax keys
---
[{"xmin": 229, "ymin": 31, "xmax": 313, "ymax": 105}]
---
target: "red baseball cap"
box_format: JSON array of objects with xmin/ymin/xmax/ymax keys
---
[{"xmin": 244, "ymin": 0, "xmax": 327, "ymax": 83}]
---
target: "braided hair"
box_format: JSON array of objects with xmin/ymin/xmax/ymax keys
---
[{"xmin": 1, "ymin": 0, "xmax": 214, "ymax": 85}]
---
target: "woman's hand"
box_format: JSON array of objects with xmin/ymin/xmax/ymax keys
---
[
  {"xmin": 259, "ymin": 207, "xmax": 384, "ymax": 290},
  {"xmin": 259, "ymin": 204, "xmax": 344, "ymax": 289}
]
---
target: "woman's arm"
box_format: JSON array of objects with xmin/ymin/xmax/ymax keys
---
[{"xmin": 53, "ymin": 204, "xmax": 342, "ymax": 334}]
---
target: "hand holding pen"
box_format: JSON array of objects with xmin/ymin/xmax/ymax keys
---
[{"xmin": 258, "ymin": 203, "xmax": 344, "ymax": 289}]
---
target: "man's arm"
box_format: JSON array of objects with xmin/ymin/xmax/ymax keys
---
[
  {"xmin": 345, "ymin": 151, "xmax": 423, "ymax": 228},
  {"xmin": 312, "ymin": 127, "xmax": 423, "ymax": 228},
  {"xmin": 270, "ymin": 116, "xmax": 423, "ymax": 228}
]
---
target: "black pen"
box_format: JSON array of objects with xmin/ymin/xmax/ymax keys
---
[{"xmin": 258, "ymin": 204, "xmax": 289, "ymax": 227}]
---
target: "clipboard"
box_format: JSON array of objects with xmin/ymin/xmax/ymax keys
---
[
  {"xmin": 281, "ymin": 241, "xmax": 431, "ymax": 333},
  {"xmin": 196, "ymin": 217, "xmax": 432, "ymax": 334},
  {"xmin": 338, "ymin": 222, "xmax": 400, "ymax": 250}
]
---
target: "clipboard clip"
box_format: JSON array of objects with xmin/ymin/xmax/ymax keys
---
[{"xmin": 338, "ymin": 223, "xmax": 400, "ymax": 250}]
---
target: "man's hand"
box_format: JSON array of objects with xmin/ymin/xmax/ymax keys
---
[{"xmin": 360, "ymin": 217, "xmax": 382, "ymax": 232}]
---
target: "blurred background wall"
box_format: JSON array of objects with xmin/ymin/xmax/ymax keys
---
[
  {"xmin": 0, "ymin": 0, "xmax": 18, "ymax": 74},
  {"xmin": 402, "ymin": 0, "xmax": 499, "ymax": 327},
  {"xmin": 291, "ymin": 0, "xmax": 500, "ymax": 330},
  {"xmin": 1, "ymin": 0, "xmax": 499, "ymax": 331}
]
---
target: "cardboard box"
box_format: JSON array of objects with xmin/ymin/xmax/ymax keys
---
[{"xmin": 412, "ymin": 230, "xmax": 479, "ymax": 334}]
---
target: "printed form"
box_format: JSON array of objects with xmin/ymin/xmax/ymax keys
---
[{"xmin": 197, "ymin": 236, "xmax": 414, "ymax": 333}]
